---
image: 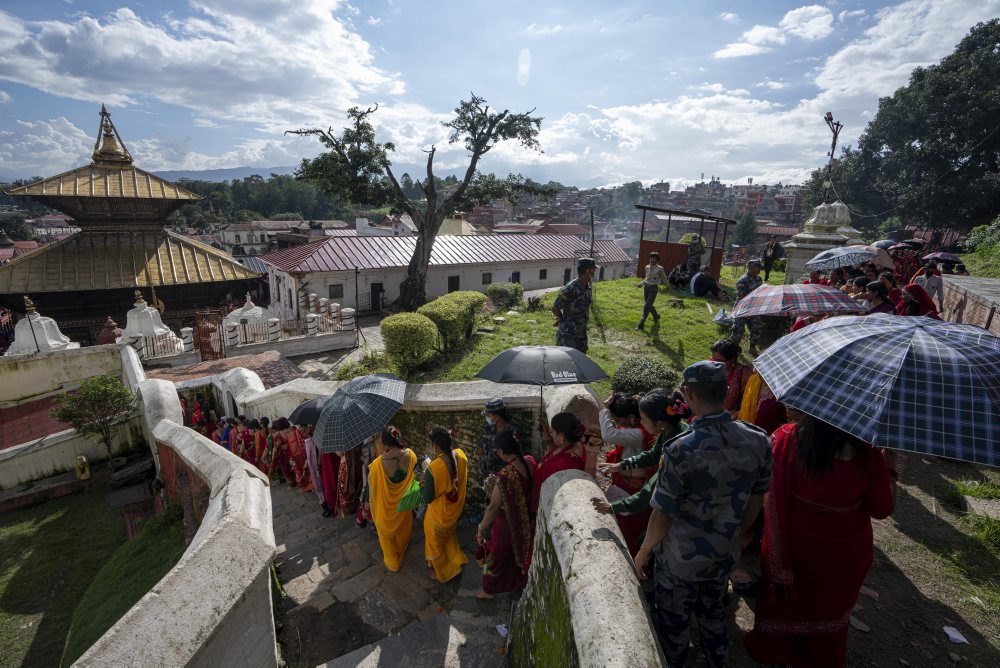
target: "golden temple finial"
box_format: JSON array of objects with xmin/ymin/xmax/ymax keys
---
[
  {"xmin": 23, "ymin": 295, "xmax": 37, "ymax": 314},
  {"xmin": 92, "ymin": 104, "xmax": 133, "ymax": 167},
  {"xmin": 134, "ymin": 289, "xmax": 146, "ymax": 305}
]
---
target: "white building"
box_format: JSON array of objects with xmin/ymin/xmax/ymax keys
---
[
  {"xmin": 261, "ymin": 235, "xmax": 630, "ymax": 317},
  {"xmin": 217, "ymin": 220, "xmax": 349, "ymax": 256},
  {"xmin": 355, "ymin": 215, "xmax": 416, "ymax": 237}
]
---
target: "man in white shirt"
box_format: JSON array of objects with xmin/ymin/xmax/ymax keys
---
[
  {"xmin": 915, "ymin": 265, "xmax": 945, "ymax": 312},
  {"xmin": 635, "ymin": 251, "xmax": 667, "ymax": 330}
]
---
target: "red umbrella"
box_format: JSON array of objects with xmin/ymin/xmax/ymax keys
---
[{"xmin": 731, "ymin": 284, "xmax": 866, "ymax": 319}]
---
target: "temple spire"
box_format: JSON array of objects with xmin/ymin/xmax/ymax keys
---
[{"xmin": 92, "ymin": 104, "xmax": 133, "ymax": 168}]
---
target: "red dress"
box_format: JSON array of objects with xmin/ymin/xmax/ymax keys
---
[
  {"xmin": 746, "ymin": 424, "xmax": 894, "ymax": 667},
  {"xmin": 529, "ymin": 443, "xmax": 586, "ymax": 515},
  {"xmin": 476, "ymin": 456, "xmax": 537, "ymax": 595}
]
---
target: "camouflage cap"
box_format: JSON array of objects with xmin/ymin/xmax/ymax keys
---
[
  {"xmin": 577, "ymin": 257, "xmax": 598, "ymax": 272},
  {"xmin": 482, "ymin": 397, "xmax": 506, "ymax": 415},
  {"xmin": 682, "ymin": 360, "xmax": 727, "ymax": 385},
  {"xmin": 747, "ymin": 259, "xmax": 763, "ymax": 268}
]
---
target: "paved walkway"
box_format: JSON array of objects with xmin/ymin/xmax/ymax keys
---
[
  {"xmin": 271, "ymin": 483, "xmax": 509, "ymax": 666},
  {"xmin": 291, "ymin": 316, "xmax": 384, "ymax": 380}
]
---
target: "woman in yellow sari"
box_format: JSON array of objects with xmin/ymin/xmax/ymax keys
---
[
  {"xmin": 421, "ymin": 426, "xmax": 469, "ymax": 583},
  {"xmin": 368, "ymin": 426, "xmax": 417, "ymax": 572}
]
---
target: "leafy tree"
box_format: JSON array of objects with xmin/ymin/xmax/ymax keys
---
[
  {"xmin": 270, "ymin": 212, "xmax": 304, "ymax": 221},
  {"xmin": 0, "ymin": 213, "xmax": 35, "ymax": 241},
  {"xmin": 289, "ymin": 94, "xmax": 547, "ymax": 310},
  {"xmin": 50, "ymin": 375, "xmax": 135, "ymax": 469},
  {"xmin": 730, "ymin": 209, "xmax": 757, "ymax": 248}
]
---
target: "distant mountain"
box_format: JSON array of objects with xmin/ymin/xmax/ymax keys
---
[{"xmin": 151, "ymin": 165, "xmax": 298, "ymax": 183}]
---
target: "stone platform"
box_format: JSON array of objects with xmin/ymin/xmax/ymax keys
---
[{"xmin": 271, "ymin": 483, "xmax": 510, "ymax": 666}]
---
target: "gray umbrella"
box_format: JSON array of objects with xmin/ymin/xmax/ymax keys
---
[{"xmin": 313, "ymin": 374, "xmax": 407, "ymax": 453}]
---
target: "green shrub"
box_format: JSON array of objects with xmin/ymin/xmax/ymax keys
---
[
  {"xmin": 611, "ymin": 356, "xmax": 681, "ymax": 395},
  {"xmin": 417, "ymin": 291, "xmax": 487, "ymax": 350},
  {"xmin": 380, "ymin": 313, "xmax": 438, "ymax": 371},
  {"xmin": 335, "ymin": 347, "xmax": 397, "ymax": 380},
  {"xmin": 525, "ymin": 295, "xmax": 544, "ymax": 312},
  {"xmin": 772, "ymin": 258, "xmax": 787, "ymax": 272},
  {"xmin": 487, "ymin": 282, "xmax": 524, "ymax": 310}
]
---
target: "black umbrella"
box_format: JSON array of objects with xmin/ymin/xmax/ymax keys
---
[
  {"xmin": 476, "ymin": 346, "xmax": 609, "ymax": 412},
  {"xmin": 476, "ymin": 345, "xmax": 608, "ymax": 385},
  {"xmin": 872, "ymin": 239, "xmax": 895, "ymax": 249},
  {"xmin": 288, "ymin": 396, "xmax": 329, "ymax": 426},
  {"xmin": 900, "ymin": 239, "xmax": 928, "ymax": 248}
]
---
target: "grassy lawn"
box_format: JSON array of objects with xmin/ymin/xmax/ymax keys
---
[
  {"xmin": 0, "ymin": 489, "xmax": 125, "ymax": 667},
  {"xmin": 346, "ymin": 266, "xmax": 779, "ymax": 394},
  {"xmin": 62, "ymin": 503, "xmax": 186, "ymax": 664}
]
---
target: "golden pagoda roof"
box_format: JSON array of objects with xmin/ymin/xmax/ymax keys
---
[
  {"xmin": 4, "ymin": 105, "xmax": 202, "ymax": 222},
  {"xmin": 0, "ymin": 230, "xmax": 260, "ymax": 295}
]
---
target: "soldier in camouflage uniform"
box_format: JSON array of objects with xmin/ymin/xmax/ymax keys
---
[
  {"xmin": 551, "ymin": 257, "xmax": 596, "ymax": 353},
  {"xmin": 731, "ymin": 259, "xmax": 765, "ymax": 354},
  {"xmin": 634, "ymin": 361, "xmax": 772, "ymax": 668}
]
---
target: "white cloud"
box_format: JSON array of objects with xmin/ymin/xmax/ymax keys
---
[
  {"xmin": 507, "ymin": 0, "xmax": 1000, "ymax": 187},
  {"xmin": 367, "ymin": 16, "xmax": 383, "ymax": 27},
  {"xmin": 714, "ymin": 4, "xmax": 833, "ymax": 59},
  {"xmin": 0, "ymin": 117, "xmax": 92, "ymax": 175},
  {"xmin": 755, "ymin": 79, "xmax": 788, "ymax": 90},
  {"xmin": 0, "ymin": 3, "xmax": 406, "ymax": 131},
  {"xmin": 192, "ymin": 117, "xmax": 221, "ymax": 128},
  {"xmin": 713, "ymin": 42, "xmax": 773, "ymax": 59},
  {"xmin": 0, "ymin": 90, "xmax": 10, "ymax": 104},
  {"xmin": 719, "ymin": 12, "xmax": 739, "ymax": 24},
  {"xmin": 517, "ymin": 48, "xmax": 531, "ymax": 87},
  {"xmin": 522, "ymin": 22, "xmax": 563, "ymax": 36},
  {"xmin": 779, "ymin": 5, "xmax": 834, "ymax": 41},
  {"xmin": 838, "ymin": 9, "xmax": 867, "ymax": 22}
]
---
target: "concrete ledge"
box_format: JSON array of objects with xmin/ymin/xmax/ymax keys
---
[
  {"xmin": 511, "ymin": 470, "xmax": 663, "ymax": 667},
  {"xmin": 75, "ymin": 418, "xmax": 277, "ymax": 667},
  {"xmin": 963, "ymin": 495, "xmax": 1000, "ymax": 520}
]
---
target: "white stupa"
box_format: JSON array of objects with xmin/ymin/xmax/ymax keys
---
[
  {"xmin": 4, "ymin": 296, "xmax": 80, "ymax": 356},
  {"xmin": 117, "ymin": 290, "xmax": 183, "ymax": 352},
  {"xmin": 782, "ymin": 200, "xmax": 865, "ymax": 284},
  {"xmin": 224, "ymin": 293, "xmax": 274, "ymax": 325}
]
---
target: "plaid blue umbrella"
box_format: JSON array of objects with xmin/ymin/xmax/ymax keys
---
[
  {"xmin": 730, "ymin": 283, "xmax": 864, "ymax": 319},
  {"xmin": 753, "ymin": 314, "xmax": 1000, "ymax": 465},
  {"xmin": 313, "ymin": 374, "xmax": 407, "ymax": 453},
  {"xmin": 805, "ymin": 246, "xmax": 878, "ymax": 271}
]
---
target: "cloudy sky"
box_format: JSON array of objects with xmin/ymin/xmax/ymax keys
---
[{"xmin": 1, "ymin": 0, "xmax": 997, "ymax": 187}]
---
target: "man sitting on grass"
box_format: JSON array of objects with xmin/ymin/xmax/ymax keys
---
[{"xmin": 690, "ymin": 265, "xmax": 729, "ymax": 301}]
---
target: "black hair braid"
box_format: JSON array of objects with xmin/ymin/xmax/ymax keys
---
[{"xmin": 429, "ymin": 425, "xmax": 457, "ymax": 485}]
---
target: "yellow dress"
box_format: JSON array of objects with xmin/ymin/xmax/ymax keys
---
[
  {"xmin": 738, "ymin": 371, "xmax": 764, "ymax": 424},
  {"xmin": 369, "ymin": 450, "xmax": 417, "ymax": 572},
  {"xmin": 423, "ymin": 449, "xmax": 470, "ymax": 583}
]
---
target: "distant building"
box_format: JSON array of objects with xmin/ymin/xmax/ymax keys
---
[
  {"xmin": 355, "ymin": 215, "xmax": 416, "ymax": 237},
  {"xmin": 218, "ymin": 219, "xmax": 349, "ymax": 256},
  {"xmin": 261, "ymin": 235, "xmax": 629, "ymax": 316}
]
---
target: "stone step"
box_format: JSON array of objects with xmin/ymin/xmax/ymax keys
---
[{"xmin": 320, "ymin": 614, "xmax": 467, "ymax": 668}]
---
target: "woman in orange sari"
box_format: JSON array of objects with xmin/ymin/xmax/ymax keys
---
[
  {"xmin": 476, "ymin": 427, "xmax": 536, "ymax": 598},
  {"xmin": 711, "ymin": 339, "xmax": 754, "ymax": 414},
  {"xmin": 368, "ymin": 426, "xmax": 417, "ymax": 572},
  {"xmin": 421, "ymin": 426, "xmax": 469, "ymax": 583}
]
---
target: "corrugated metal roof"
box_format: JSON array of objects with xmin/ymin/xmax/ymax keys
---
[
  {"xmin": 238, "ymin": 255, "xmax": 270, "ymax": 274},
  {"xmin": 262, "ymin": 235, "xmax": 631, "ymax": 274}
]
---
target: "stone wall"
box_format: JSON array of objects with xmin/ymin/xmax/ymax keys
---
[
  {"xmin": 0, "ymin": 344, "xmax": 126, "ymax": 406},
  {"xmin": 0, "ymin": 414, "xmax": 145, "ymax": 490},
  {"xmin": 75, "ymin": 380, "xmax": 278, "ymax": 667},
  {"xmin": 942, "ymin": 276, "xmax": 1000, "ymax": 337},
  {"xmin": 510, "ymin": 470, "xmax": 664, "ymax": 667}
]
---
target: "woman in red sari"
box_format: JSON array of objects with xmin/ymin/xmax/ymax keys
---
[
  {"xmin": 745, "ymin": 416, "xmax": 896, "ymax": 667},
  {"xmin": 283, "ymin": 423, "xmax": 312, "ymax": 492},
  {"xmin": 710, "ymin": 339, "xmax": 754, "ymax": 414},
  {"xmin": 896, "ymin": 283, "xmax": 942, "ymax": 319},
  {"xmin": 475, "ymin": 427, "xmax": 537, "ymax": 598},
  {"xmin": 530, "ymin": 412, "xmax": 587, "ymax": 515}
]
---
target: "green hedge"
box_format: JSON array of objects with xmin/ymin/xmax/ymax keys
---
[
  {"xmin": 380, "ymin": 312, "xmax": 438, "ymax": 370},
  {"xmin": 417, "ymin": 291, "xmax": 487, "ymax": 350},
  {"xmin": 487, "ymin": 282, "xmax": 524, "ymax": 310},
  {"xmin": 611, "ymin": 356, "xmax": 680, "ymax": 395}
]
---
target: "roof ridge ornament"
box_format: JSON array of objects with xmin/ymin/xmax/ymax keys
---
[
  {"xmin": 23, "ymin": 294, "xmax": 37, "ymax": 315},
  {"xmin": 91, "ymin": 104, "xmax": 134, "ymax": 168}
]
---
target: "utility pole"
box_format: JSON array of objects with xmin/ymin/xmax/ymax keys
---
[{"xmin": 822, "ymin": 112, "xmax": 843, "ymax": 203}]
